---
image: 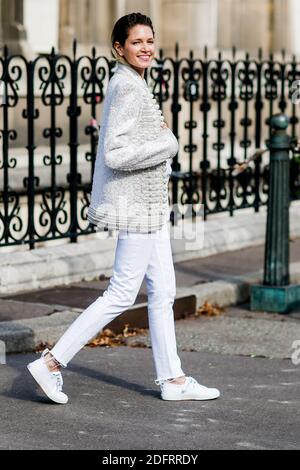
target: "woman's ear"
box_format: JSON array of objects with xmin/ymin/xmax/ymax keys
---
[{"xmin": 113, "ymin": 41, "xmax": 123, "ymax": 57}]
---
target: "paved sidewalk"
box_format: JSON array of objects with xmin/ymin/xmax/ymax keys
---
[{"xmin": 126, "ymin": 302, "xmax": 300, "ymax": 359}]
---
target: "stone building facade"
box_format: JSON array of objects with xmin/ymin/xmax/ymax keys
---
[{"xmin": 1, "ymin": 0, "xmax": 300, "ymax": 58}]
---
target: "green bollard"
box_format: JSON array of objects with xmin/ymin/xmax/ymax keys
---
[{"xmin": 250, "ymin": 114, "xmax": 300, "ymax": 313}]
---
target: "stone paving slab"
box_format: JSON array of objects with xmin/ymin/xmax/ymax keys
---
[{"xmin": 0, "ymin": 298, "xmax": 61, "ymax": 322}]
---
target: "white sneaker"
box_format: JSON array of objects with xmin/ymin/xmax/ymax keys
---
[
  {"xmin": 159, "ymin": 376, "xmax": 220, "ymax": 401},
  {"xmin": 27, "ymin": 349, "xmax": 68, "ymax": 404}
]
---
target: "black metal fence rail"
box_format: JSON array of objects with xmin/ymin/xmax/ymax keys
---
[{"xmin": 1, "ymin": 40, "xmax": 300, "ymax": 249}]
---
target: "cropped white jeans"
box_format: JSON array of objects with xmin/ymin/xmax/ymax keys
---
[{"xmin": 50, "ymin": 222, "xmax": 185, "ymax": 385}]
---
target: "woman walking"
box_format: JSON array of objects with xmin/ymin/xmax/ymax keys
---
[{"xmin": 27, "ymin": 12, "xmax": 220, "ymax": 404}]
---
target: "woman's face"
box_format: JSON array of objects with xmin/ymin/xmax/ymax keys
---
[{"xmin": 114, "ymin": 24, "xmax": 155, "ymax": 75}]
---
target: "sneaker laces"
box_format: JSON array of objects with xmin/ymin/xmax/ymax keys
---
[
  {"xmin": 51, "ymin": 371, "xmax": 63, "ymax": 392},
  {"xmin": 181, "ymin": 376, "xmax": 195, "ymax": 393},
  {"xmin": 183, "ymin": 377, "xmax": 210, "ymax": 394}
]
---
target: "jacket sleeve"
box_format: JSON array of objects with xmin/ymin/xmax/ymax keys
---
[{"xmin": 103, "ymin": 81, "xmax": 178, "ymax": 172}]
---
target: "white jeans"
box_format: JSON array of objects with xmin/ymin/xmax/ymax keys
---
[{"xmin": 50, "ymin": 222, "xmax": 185, "ymax": 385}]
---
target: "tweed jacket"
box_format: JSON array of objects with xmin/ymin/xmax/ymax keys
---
[{"xmin": 87, "ymin": 61, "xmax": 179, "ymax": 233}]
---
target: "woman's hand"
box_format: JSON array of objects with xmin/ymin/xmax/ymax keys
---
[{"xmin": 161, "ymin": 121, "xmax": 169, "ymax": 129}]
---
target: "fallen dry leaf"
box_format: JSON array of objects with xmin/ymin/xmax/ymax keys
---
[
  {"xmin": 195, "ymin": 301, "xmax": 223, "ymax": 317},
  {"xmin": 87, "ymin": 323, "xmax": 147, "ymax": 348},
  {"xmin": 35, "ymin": 341, "xmax": 54, "ymax": 352}
]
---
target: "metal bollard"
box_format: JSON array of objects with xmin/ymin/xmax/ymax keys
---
[{"xmin": 250, "ymin": 114, "xmax": 300, "ymax": 313}]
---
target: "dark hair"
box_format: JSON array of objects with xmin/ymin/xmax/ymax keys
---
[{"xmin": 110, "ymin": 12, "xmax": 155, "ymax": 63}]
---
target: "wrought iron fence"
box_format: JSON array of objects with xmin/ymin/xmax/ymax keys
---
[{"xmin": 1, "ymin": 40, "xmax": 300, "ymax": 249}]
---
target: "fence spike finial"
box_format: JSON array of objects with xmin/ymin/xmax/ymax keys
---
[
  {"xmin": 232, "ymin": 45, "xmax": 236, "ymax": 60},
  {"xmin": 73, "ymin": 38, "xmax": 77, "ymax": 59}
]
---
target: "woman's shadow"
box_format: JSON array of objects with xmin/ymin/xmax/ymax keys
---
[{"xmin": 1, "ymin": 351, "xmax": 159, "ymax": 404}]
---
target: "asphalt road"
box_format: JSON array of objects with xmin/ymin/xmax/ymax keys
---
[{"xmin": 1, "ymin": 344, "xmax": 300, "ymax": 450}]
